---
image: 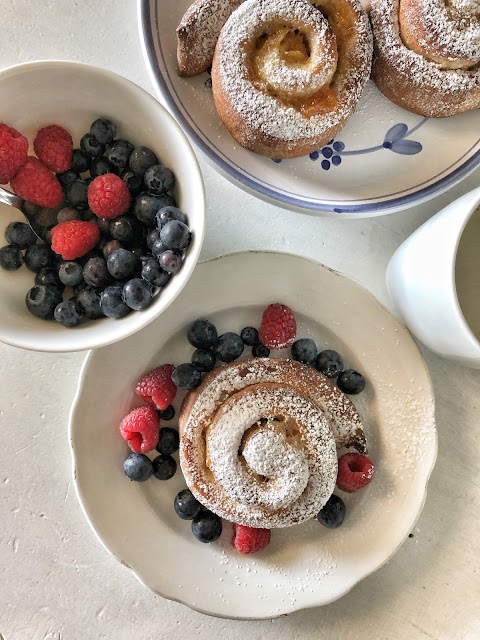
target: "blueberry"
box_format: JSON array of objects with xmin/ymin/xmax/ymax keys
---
[
  {"xmin": 316, "ymin": 495, "xmax": 346, "ymax": 529},
  {"xmin": 57, "ymin": 170, "xmax": 78, "ymax": 189},
  {"xmin": 192, "ymin": 511, "xmax": 222, "ymax": 543},
  {"xmin": 141, "ymin": 259, "xmax": 170, "ymax": 288},
  {"xmin": 0, "ymin": 245, "xmax": 23, "ymax": 270},
  {"xmin": 95, "ymin": 217, "xmax": 111, "ymax": 236},
  {"xmin": 59, "ymin": 261, "xmax": 84, "ymax": 287},
  {"xmin": 122, "ymin": 170, "xmax": 143, "ymax": 195},
  {"xmin": 160, "ymin": 220, "xmax": 191, "ymax": 251},
  {"xmin": 77, "ymin": 287, "xmax": 104, "ymax": 319},
  {"xmin": 123, "ymin": 453, "xmax": 153, "ymax": 482},
  {"xmin": 337, "ymin": 369, "xmax": 365, "ymax": 395},
  {"xmin": 134, "ymin": 193, "xmax": 176, "ymax": 227},
  {"xmin": 158, "ymin": 250, "xmax": 182, "ymax": 274},
  {"xmin": 144, "ymin": 165, "xmax": 175, "ymax": 194},
  {"xmin": 156, "ymin": 427, "xmax": 179, "ymax": 455},
  {"xmin": 102, "ymin": 240, "xmax": 123, "ymax": 260},
  {"xmin": 35, "ymin": 267, "xmax": 63, "ymax": 288},
  {"xmin": 5, "ymin": 222, "xmax": 37, "ymax": 248},
  {"xmin": 106, "ymin": 249, "xmax": 139, "ymax": 280},
  {"xmin": 129, "ymin": 146, "xmax": 158, "ymax": 176},
  {"xmin": 187, "ymin": 319, "xmax": 218, "ymax": 349},
  {"xmin": 316, "ymin": 350, "xmax": 343, "ymax": 379},
  {"xmin": 146, "ymin": 229, "xmax": 160, "ymax": 249},
  {"xmin": 215, "ymin": 332, "xmax": 244, "ymax": 362},
  {"xmin": 90, "ymin": 157, "xmax": 114, "ymax": 178},
  {"xmin": 151, "ymin": 239, "xmax": 167, "ymax": 258},
  {"xmin": 25, "ymin": 284, "xmax": 63, "ymax": 319},
  {"xmin": 110, "ymin": 217, "xmax": 141, "ymax": 245},
  {"xmin": 241, "ymin": 326, "xmax": 259, "ymax": 346},
  {"xmin": 54, "ymin": 300, "xmax": 83, "ymax": 327},
  {"xmin": 83, "ymin": 257, "xmax": 111, "ymax": 288},
  {"xmin": 174, "ymin": 489, "xmax": 202, "ymax": 520},
  {"xmin": 90, "ymin": 118, "xmax": 117, "ymax": 145},
  {"xmin": 191, "ymin": 348, "xmax": 216, "ymax": 372},
  {"xmin": 70, "ymin": 149, "xmax": 91, "ymax": 174},
  {"xmin": 100, "ymin": 286, "xmax": 131, "ymax": 319},
  {"xmin": 152, "ymin": 454, "xmax": 177, "ymax": 480},
  {"xmin": 252, "ymin": 343, "xmax": 270, "ymax": 358},
  {"xmin": 105, "ymin": 139, "xmax": 134, "ymax": 170},
  {"xmin": 158, "ymin": 405, "xmax": 175, "ymax": 421},
  {"xmin": 155, "ymin": 206, "xmax": 187, "ymax": 230},
  {"xmin": 24, "ymin": 244, "xmax": 54, "ymax": 272},
  {"xmin": 172, "ymin": 363, "xmax": 202, "ymax": 389},
  {"xmin": 122, "ymin": 278, "xmax": 154, "ymax": 310},
  {"xmin": 291, "ymin": 338, "xmax": 317, "ymax": 364},
  {"xmin": 80, "ymin": 133, "xmax": 105, "ymax": 159},
  {"xmin": 57, "ymin": 207, "xmax": 82, "ymax": 224},
  {"xmin": 65, "ymin": 179, "xmax": 88, "ymax": 209}
]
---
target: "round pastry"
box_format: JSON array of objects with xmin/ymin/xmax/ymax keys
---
[
  {"xmin": 210, "ymin": 0, "xmax": 372, "ymax": 158},
  {"xmin": 176, "ymin": 0, "xmax": 245, "ymax": 77},
  {"xmin": 179, "ymin": 357, "xmax": 367, "ymax": 528},
  {"xmin": 370, "ymin": 0, "xmax": 480, "ymax": 117}
]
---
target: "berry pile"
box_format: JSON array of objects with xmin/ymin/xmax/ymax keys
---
[
  {"xmin": 118, "ymin": 303, "xmax": 375, "ymax": 554},
  {"xmin": 0, "ymin": 118, "xmax": 191, "ymax": 327}
]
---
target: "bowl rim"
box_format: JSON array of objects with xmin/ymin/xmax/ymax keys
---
[
  {"xmin": 0, "ymin": 59, "xmax": 206, "ymax": 353},
  {"xmin": 137, "ymin": 0, "xmax": 480, "ymax": 217}
]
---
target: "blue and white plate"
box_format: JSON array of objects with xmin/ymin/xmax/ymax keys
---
[{"xmin": 138, "ymin": 0, "xmax": 480, "ymax": 216}]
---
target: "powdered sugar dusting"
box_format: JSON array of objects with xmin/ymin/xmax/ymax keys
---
[{"xmin": 214, "ymin": 0, "xmax": 372, "ymax": 147}]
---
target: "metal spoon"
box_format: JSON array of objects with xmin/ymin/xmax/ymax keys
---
[{"xmin": 0, "ymin": 185, "xmax": 52, "ymax": 243}]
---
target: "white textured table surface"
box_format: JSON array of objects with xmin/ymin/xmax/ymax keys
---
[{"xmin": 1, "ymin": 2, "xmax": 480, "ymax": 639}]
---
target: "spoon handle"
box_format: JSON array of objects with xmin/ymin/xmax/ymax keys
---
[{"xmin": 0, "ymin": 186, "xmax": 23, "ymax": 209}]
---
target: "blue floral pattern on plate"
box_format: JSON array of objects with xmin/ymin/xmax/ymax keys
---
[{"xmin": 273, "ymin": 119, "xmax": 428, "ymax": 169}]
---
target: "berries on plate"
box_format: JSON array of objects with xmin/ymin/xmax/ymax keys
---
[
  {"xmin": 152, "ymin": 454, "xmax": 177, "ymax": 480},
  {"xmin": 105, "ymin": 139, "xmax": 134, "ymax": 170},
  {"xmin": 119, "ymin": 405, "xmax": 159, "ymax": 454},
  {"xmin": 187, "ymin": 319, "xmax": 218, "ymax": 350},
  {"xmin": 25, "ymin": 284, "xmax": 63, "ymax": 320},
  {"xmin": 336, "ymin": 453, "xmax": 374, "ymax": 493},
  {"xmin": 64, "ymin": 178, "xmax": 89, "ymax": 208},
  {"xmin": 34, "ymin": 125, "xmax": 73, "ymax": 173},
  {"xmin": 192, "ymin": 511, "xmax": 222, "ymax": 543},
  {"xmin": 83, "ymin": 257, "xmax": 111, "ymax": 288},
  {"xmin": 90, "ymin": 118, "xmax": 117, "ymax": 146},
  {"xmin": 158, "ymin": 250, "xmax": 182, "ymax": 274},
  {"xmin": 24, "ymin": 244, "xmax": 55, "ymax": 272},
  {"xmin": 174, "ymin": 489, "xmax": 202, "ymax": 520},
  {"xmin": 252, "ymin": 343, "xmax": 270, "ymax": 358},
  {"xmin": 144, "ymin": 164, "xmax": 175, "ymax": 193},
  {"xmin": 337, "ymin": 369, "xmax": 365, "ymax": 395},
  {"xmin": 0, "ymin": 123, "xmax": 28, "ymax": 184},
  {"xmin": 158, "ymin": 405, "xmax": 175, "ymax": 421},
  {"xmin": 316, "ymin": 350, "xmax": 344, "ymax": 379},
  {"xmin": 88, "ymin": 173, "xmax": 132, "ymax": 219},
  {"xmin": 106, "ymin": 248, "xmax": 139, "ymax": 280},
  {"xmin": 291, "ymin": 338, "xmax": 317, "ymax": 364},
  {"xmin": 100, "ymin": 285, "xmax": 131, "ymax": 319},
  {"xmin": 317, "ymin": 494, "xmax": 346, "ymax": 528},
  {"xmin": 141, "ymin": 259, "xmax": 170, "ymax": 288},
  {"xmin": 129, "ymin": 146, "xmax": 157, "ymax": 176},
  {"xmin": 172, "ymin": 363, "xmax": 202, "ymax": 390},
  {"xmin": 122, "ymin": 278, "xmax": 154, "ymax": 310},
  {"xmin": 80, "ymin": 133, "xmax": 105, "ymax": 159},
  {"xmin": 34, "ymin": 267, "xmax": 63, "ymax": 288},
  {"xmin": 51, "ymin": 220, "xmax": 100, "ymax": 260},
  {"xmin": 54, "ymin": 300, "xmax": 83, "ymax": 327},
  {"xmin": 232, "ymin": 524, "xmax": 271, "ymax": 554},
  {"xmin": 191, "ymin": 348, "xmax": 216, "ymax": 372},
  {"xmin": 135, "ymin": 364, "xmax": 177, "ymax": 410},
  {"xmin": 70, "ymin": 149, "xmax": 90, "ymax": 174},
  {"xmin": 123, "ymin": 453, "xmax": 154, "ymax": 482},
  {"xmin": 215, "ymin": 332, "xmax": 244, "ymax": 362},
  {"xmin": 259, "ymin": 303, "xmax": 296, "ymax": 349},
  {"xmin": 11, "ymin": 156, "xmax": 63, "ymax": 208},
  {"xmin": 155, "ymin": 205, "xmax": 187, "ymax": 229},
  {"xmin": 159, "ymin": 220, "xmax": 191, "ymax": 251},
  {"xmin": 240, "ymin": 326, "xmax": 259, "ymax": 346},
  {"xmin": 0, "ymin": 245, "xmax": 24, "ymax": 271},
  {"xmin": 134, "ymin": 193, "xmax": 175, "ymax": 226},
  {"xmin": 156, "ymin": 427, "xmax": 179, "ymax": 455},
  {"xmin": 5, "ymin": 221, "xmax": 37, "ymax": 248}
]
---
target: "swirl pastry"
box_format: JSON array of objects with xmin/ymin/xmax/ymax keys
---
[
  {"xmin": 179, "ymin": 358, "xmax": 366, "ymax": 528},
  {"xmin": 370, "ymin": 0, "xmax": 480, "ymax": 117}
]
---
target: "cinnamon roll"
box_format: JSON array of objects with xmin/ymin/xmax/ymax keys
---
[
  {"xmin": 370, "ymin": 0, "xmax": 480, "ymax": 117},
  {"xmin": 179, "ymin": 358, "xmax": 366, "ymax": 528}
]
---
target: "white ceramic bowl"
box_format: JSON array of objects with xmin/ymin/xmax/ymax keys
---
[{"xmin": 0, "ymin": 61, "xmax": 205, "ymax": 353}]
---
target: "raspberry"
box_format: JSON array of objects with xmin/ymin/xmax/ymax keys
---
[
  {"xmin": 0, "ymin": 123, "xmax": 28, "ymax": 184},
  {"xmin": 88, "ymin": 173, "xmax": 132, "ymax": 219},
  {"xmin": 10, "ymin": 156, "xmax": 63, "ymax": 207},
  {"xmin": 34, "ymin": 125, "xmax": 73, "ymax": 173},
  {"xmin": 232, "ymin": 524, "xmax": 271, "ymax": 554},
  {"xmin": 51, "ymin": 220, "xmax": 100, "ymax": 260},
  {"xmin": 258, "ymin": 303, "xmax": 296, "ymax": 349},
  {"xmin": 135, "ymin": 364, "xmax": 177, "ymax": 410},
  {"xmin": 119, "ymin": 405, "xmax": 159, "ymax": 454},
  {"xmin": 336, "ymin": 453, "xmax": 374, "ymax": 493}
]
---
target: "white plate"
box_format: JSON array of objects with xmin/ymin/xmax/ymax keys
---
[
  {"xmin": 70, "ymin": 252, "xmax": 437, "ymax": 619},
  {"xmin": 138, "ymin": 0, "xmax": 480, "ymax": 217}
]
